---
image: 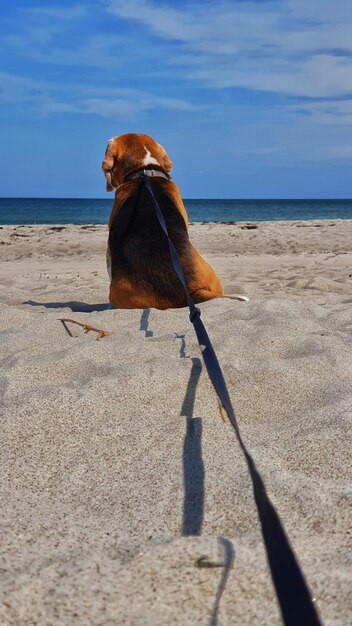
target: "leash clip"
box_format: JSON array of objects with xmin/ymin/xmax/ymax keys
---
[{"xmin": 143, "ymin": 168, "xmax": 156, "ymax": 177}]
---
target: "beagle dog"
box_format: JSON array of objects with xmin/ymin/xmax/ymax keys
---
[{"xmin": 102, "ymin": 133, "xmax": 246, "ymax": 309}]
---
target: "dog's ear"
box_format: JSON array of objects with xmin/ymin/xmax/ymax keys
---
[
  {"xmin": 158, "ymin": 143, "xmax": 172, "ymax": 174},
  {"xmin": 102, "ymin": 140, "xmax": 117, "ymax": 192}
]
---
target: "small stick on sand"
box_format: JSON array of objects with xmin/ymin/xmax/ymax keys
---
[
  {"xmin": 59, "ymin": 318, "xmax": 113, "ymax": 340},
  {"xmin": 217, "ymin": 397, "xmax": 227, "ymax": 422}
]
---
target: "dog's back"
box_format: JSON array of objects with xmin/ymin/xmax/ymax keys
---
[
  {"xmin": 109, "ymin": 179, "xmax": 193, "ymax": 307},
  {"xmin": 104, "ymin": 133, "xmax": 226, "ymax": 309}
]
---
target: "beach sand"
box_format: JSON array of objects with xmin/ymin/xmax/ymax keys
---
[{"xmin": 0, "ymin": 220, "xmax": 351, "ymax": 625}]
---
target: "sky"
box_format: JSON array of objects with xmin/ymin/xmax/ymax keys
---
[{"xmin": 1, "ymin": 0, "xmax": 352, "ymax": 198}]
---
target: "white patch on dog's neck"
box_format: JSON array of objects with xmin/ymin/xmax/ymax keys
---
[{"xmin": 142, "ymin": 146, "xmax": 159, "ymax": 166}]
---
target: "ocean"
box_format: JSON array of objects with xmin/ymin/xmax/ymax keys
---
[{"xmin": 0, "ymin": 198, "xmax": 352, "ymax": 225}]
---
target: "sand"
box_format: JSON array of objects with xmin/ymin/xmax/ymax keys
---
[{"xmin": 0, "ymin": 220, "xmax": 351, "ymax": 625}]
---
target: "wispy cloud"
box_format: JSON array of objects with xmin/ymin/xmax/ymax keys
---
[
  {"xmin": 107, "ymin": 0, "xmax": 352, "ymax": 99},
  {"xmin": 2, "ymin": 3, "xmax": 89, "ymax": 49},
  {"xmin": 0, "ymin": 71, "xmax": 202, "ymax": 119},
  {"xmin": 287, "ymin": 98, "xmax": 352, "ymax": 125},
  {"xmin": 186, "ymin": 53, "xmax": 352, "ymax": 98},
  {"xmin": 1, "ymin": 1, "xmax": 351, "ymax": 196},
  {"xmin": 43, "ymin": 93, "xmax": 203, "ymax": 118},
  {"xmin": 1, "ymin": 4, "xmax": 108, "ymax": 64},
  {"xmin": 0, "ymin": 72, "xmax": 46, "ymax": 104},
  {"xmin": 4, "ymin": 1, "xmax": 352, "ymax": 103},
  {"xmin": 16, "ymin": 35, "xmax": 125, "ymax": 69},
  {"xmin": 24, "ymin": 4, "xmax": 89, "ymax": 20}
]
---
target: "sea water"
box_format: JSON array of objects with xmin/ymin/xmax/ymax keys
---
[{"xmin": 0, "ymin": 197, "xmax": 352, "ymax": 225}]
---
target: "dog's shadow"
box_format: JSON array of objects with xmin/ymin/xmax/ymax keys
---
[{"xmin": 23, "ymin": 300, "xmax": 111, "ymax": 313}]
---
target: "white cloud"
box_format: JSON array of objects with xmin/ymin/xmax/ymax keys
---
[
  {"xmin": 43, "ymin": 93, "xmax": 203, "ymax": 118},
  {"xmin": 106, "ymin": 0, "xmax": 352, "ymax": 99},
  {"xmin": 25, "ymin": 35, "xmax": 125, "ymax": 68},
  {"xmin": 2, "ymin": 8, "xmax": 155, "ymax": 70},
  {"xmin": 3, "ymin": 4, "xmax": 89, "ymax": 48},
  {"xmin": 0, "ymin": 72, "xmax": 201, "ymax": 119},
  {"xmin": 187, "ymin": 53, "xmax": 352, "ymax": 98},
  {"xmin": 0, "ymin": 72, "xmax": 46, "ymax": 103},
  {"xmin": 2, "ymin": 0, "xmax": 352, "ymax": 145},
  {"xmin": 6, "ymin": 0, "xmax": 352, "ymax": 101},
  {"xmin": 328, "ymin": 146, "xmax": 352, "ymax": 159},
  {"xmin": 287, "ymin": 98, "xmax": 352, "ymax": 124},
  {"xmin": 23, "ymin": 4, "xmax": 88, "ymax": 21}
]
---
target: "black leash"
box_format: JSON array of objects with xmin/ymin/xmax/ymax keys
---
[{"xmin": 142, "ymin": 174, "xmax": 322, "ymax": 626}]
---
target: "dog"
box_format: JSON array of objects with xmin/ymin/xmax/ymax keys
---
[{"xmin": 102, "ymin": 133, "xmax": 247, "ymax": 309}]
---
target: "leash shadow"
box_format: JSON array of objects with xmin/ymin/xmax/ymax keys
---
[
  {"xmin": 209, "ymin": 537, "xmax": 235, "ymax": 626},
  {"xmin": 180, "ymin": 357, "xmax": 204, "ymax": 537},
  {"xmin": 139, "ymin": 308, "xmax": 153, "ymax": 337},
  {"xmin": 179, "ymin": 347, "xmax": 235, "ymax": 624},
  {"xmin": 22, "ymin": 300, "xmax": 111, "ymax": 313}
]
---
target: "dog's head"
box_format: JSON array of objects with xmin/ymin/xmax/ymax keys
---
[{"xmin": 102, "ymin": 133, "xmax": 173, "ymax": 191}]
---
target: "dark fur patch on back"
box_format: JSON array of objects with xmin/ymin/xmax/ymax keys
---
[{"xmin": 109, "ymin": 180, "xmax": 193, "ymax": 306}]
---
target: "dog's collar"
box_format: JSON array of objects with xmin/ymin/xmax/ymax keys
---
[{"xmin": 123, "ymin": 168, "xmax": 170, "ymax": 183}]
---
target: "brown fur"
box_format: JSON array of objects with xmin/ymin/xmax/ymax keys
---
[{"xmin": 102, "ymin": 133, "xmax": 224, "ymax": 310}]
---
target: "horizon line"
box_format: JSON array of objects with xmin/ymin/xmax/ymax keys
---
[{"xmin": 1, "ymin": 197, "xmax": 352, "ymax": 202}]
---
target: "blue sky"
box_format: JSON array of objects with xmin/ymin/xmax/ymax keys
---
[{"xmin": 1, "ymin": 0, "xmax": 352, "ymax": 198}]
